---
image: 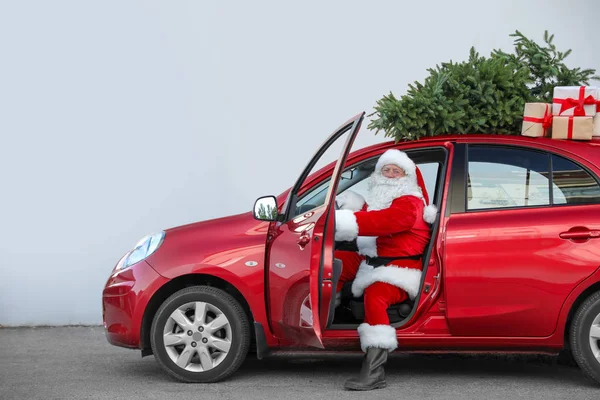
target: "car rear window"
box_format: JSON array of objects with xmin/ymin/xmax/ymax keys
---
[
  {"xmin": 466, "ymin": 145, "xmax": 600, "ymax": 211},
  {"xmin": 552, "ymin": 154, "xmax": 600, "ymax": 205}
]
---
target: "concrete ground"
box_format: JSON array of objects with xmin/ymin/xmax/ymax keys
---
[{"xmin": 1, "ymin": 326, "xmax": 599, "ymax": 400}]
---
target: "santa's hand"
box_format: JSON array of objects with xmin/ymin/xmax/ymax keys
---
[{"xmin": 335, "ymin": 190, "xmax": 365, "ymax": 212}]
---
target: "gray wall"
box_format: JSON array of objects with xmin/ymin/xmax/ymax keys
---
[{"xmin": 1, "ymin": 0, "xmax": 599, "ymax": 325}]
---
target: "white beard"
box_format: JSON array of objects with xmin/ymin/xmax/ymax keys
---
[{"xmin": 364, "ymin": 173, "xmax": 422, "ymax": 211}]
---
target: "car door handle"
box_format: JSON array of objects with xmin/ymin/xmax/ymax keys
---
[
  {"xmin": 297, "ymin": 234, "xmax": 311, "ymax": 248},
  {"xmin": 559, "ymin": 229, "xmax": 600, "ymax": 240}
]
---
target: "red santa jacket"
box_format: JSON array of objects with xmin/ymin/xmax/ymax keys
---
[
  {"xmin": 354, "ymin": 195, "xmax": 430, "ymax": 260},
  {"xmin": 335, "ymin": 194, "xmax": 432, "ymax": 299}
]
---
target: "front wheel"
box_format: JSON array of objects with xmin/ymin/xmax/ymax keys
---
[
  {"xmin": 150, "ymin": 286, "xmax": 251, "ymax": 383},
  {"xmin": 569, "ymin": 291, "xmax": 600, "ymax": 385}
]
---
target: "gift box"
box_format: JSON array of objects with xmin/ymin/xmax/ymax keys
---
[
  {"xmin": 521, "ymin": 103, "xmax": 553, "ymax": 137},
  {"xmin": 595, "ymin": 114, "xmax": 600, "ymax": 137},
  {"xmin": 552, "ymin": 86, "xmax": 600, "ymax": 116},
  {"xmin": 551, "ymin": 115, "xmax": 594, "ymax": 140}
]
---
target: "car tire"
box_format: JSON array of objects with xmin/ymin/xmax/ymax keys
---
[
  {"xmin": 150, "ymin": 286, "xmax": 251, "ymax": 383},
  {"xmin": 569, "ymin": 291, "xmax": 600, "ymax": 386}
]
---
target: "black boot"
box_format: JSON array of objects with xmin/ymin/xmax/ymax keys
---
[{"xmin": 344, "ymin": 347, "xmax": 388, "ymax": 391}]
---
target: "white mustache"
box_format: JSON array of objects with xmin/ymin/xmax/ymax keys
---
[{"xmin": 365, "ymin": 173, "xmax": 419, "ymax": 211}]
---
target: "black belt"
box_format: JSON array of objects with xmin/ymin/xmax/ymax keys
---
[{"xmin": 365, "ymin": 255, "xmax": 422, "ymax": 267}]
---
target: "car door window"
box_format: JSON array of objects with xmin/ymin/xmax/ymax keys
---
[
  {"xmin": 467, "ymin": 146, "xmax": 550, "ymax": 210},
  {"xmin": 552, "ymin": 154, "xmax": 600, "ymax": 205},
  {"xmin": 295, "ymin": 177, "xmax": 332, "ymax": 215},
  {"xmin": 291, "ymin": 129, "xmax": 353, "ymax": 217},
  {"xmin": 296, "ymin": 148, "xmax": 446, "ymax": 216},
  {"xmin": 295, "ymin": 165, "xmax": 370, "ymax": 216}
]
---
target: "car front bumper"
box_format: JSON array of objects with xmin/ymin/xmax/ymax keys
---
[{"xmin": 102, "ymin": 260, "xmax": 169, "ymax": 349}]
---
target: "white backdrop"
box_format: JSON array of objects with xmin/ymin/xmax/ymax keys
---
[{"xmin": 1, "ymin": 0, "xmax": 599, "ymax": 325}]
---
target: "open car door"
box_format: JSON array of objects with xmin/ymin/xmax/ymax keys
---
[{"xmin": 266, "ymin": 112, "xmax": 364, "ymax": 348}]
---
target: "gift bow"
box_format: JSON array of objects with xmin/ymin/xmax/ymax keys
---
[
  {"xmin": 554, "ymin": 86, "xmax": 600, "ymax": 116},
  {"xmin": 523, "ymin": 114, "xmax": 553, "ymax": 128},
  {"xmin": 523, "ymin": 104, "xmax": 553, "ymax": 135}
]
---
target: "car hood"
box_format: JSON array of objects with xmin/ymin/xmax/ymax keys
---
[{"xmin": 145, "ymin": 211, "xmax": 270, "ymax": 273}]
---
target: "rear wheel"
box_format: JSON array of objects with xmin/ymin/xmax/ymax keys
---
[
  {"xmin": 150, "ymin": 286, "xmax": 251, "ymax": 383},
  {"xmin": 569, "ymin": 291, "xmax": 600, "ymax": 385}
]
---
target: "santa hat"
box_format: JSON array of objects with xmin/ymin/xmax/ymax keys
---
[{"xmin": 375, "ymin": 149, "xmax": 438, "ymax": 224}]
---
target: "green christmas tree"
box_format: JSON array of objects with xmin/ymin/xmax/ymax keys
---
[{"xmin": 368, "ymin": 31, "xmax": 599, "ymax": 142}]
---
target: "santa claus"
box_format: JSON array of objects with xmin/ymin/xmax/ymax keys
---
[{"xmin": 333, "ymin": 149, "xmax": 437, "ymax": 391}]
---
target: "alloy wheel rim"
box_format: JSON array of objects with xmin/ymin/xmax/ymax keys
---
[
  {"xmin": 590, "ymin": 312, "xmax": 600, "ymax": 364},
  {"xmin": 163, "ymin": 301, "xmax": 232, "ymax": 372}
]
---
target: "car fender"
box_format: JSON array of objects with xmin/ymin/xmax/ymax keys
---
[
  {"xmin": 148, "ymin": 261, "xmax": 277, "ymax": 347},
  {"xmin": 556, "ymin": 264, "xmax": 600, "ymax": 345}
]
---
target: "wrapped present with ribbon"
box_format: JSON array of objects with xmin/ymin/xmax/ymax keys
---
[
  {"xmin": 521, "ymin": 103, "xmax": 553, "ymax": 137},
  {"xmin": 595, "ymin": 114, "xmax": 600, "ymax": 137},
  {"xmin": 551, "ymin": 115, "xmax": 594, "ymax": 141},
  {"xmin": 552, "ymin": 86, "xmax": 600, "ymax": 116}
]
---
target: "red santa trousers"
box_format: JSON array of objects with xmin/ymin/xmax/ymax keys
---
[{"xmin": 335, "ymin": 250, "xmax": 410, "ymax": 326}]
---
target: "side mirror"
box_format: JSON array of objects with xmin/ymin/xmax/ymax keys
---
[{"xmin": 253, "ymin": 196, "xmax": 279, "ymax": 221}]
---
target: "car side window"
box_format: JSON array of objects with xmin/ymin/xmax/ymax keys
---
[
  {"xmin": 295, "ymin": 157, "xmax": 441, "ymax": 215},
  {"xmin": 294, "ymin": 164, "xmax": 371, "ymax": 216},
  {"xmin": 467, "ymin": 146, "xmax": 550, "ymax": 210},
  {"xmin": 348, "ymin": 162, "xmax": 440, "ymax": 205},
  {"xmin": 290, "ymin": 127, "xmax": 355, "ymax": 218},
  {"xmin": 552, "ymin": 155, "xmax": 600, "ymax": 205},
  {"xmin": 294, "ymin": 178, "xmax": 332, "ymax": 215}
]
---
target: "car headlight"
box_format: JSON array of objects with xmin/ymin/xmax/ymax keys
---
[{"xmin": 116, "ymin": 231, "xmax": 165, "ymax": 271}]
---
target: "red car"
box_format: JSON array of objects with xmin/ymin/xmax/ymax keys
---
[{"xmin": 102, "ymin": 112, "xmax": 600, "ymax": 384}]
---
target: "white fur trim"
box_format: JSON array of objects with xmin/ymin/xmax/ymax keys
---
[
  {"xmin": 406, "ymin": 191, "xmax": 424, "ymax": 201},
  {"xmin": 357, "ymin": 323, "xmax": 398, "ymax": 352},
  {"xmin": 364, "ymin": 174, "xmax": 422, "ymax": 211},
  {"xmin": 375, "ymin": 149, "xmax": 416, "ymax": 178},
  {"xmin": 336, "ymin": 190, "xmax": 365, "ymax": 212},
  {"xmin": 351, "ymin": 261, "xmax": 422, "ymax": 299},
  {"xmin": 423, "ymin": 204, "xmax": 438, "ymax": 224},
  {"xmin": 356, "ymin": 236, "xmax": 378, "ymax": 257},
  {"xmin": 334, "ymin": 210, "xmax": 358, "ymax": 241}
]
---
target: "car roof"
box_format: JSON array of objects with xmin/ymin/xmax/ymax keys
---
[
  {"xmin": 287, "ymin": 133, "xmax": 600, "ymax": 203},
  {"xmin": 352, "ymin": 134, "xmax": 600, "ymax": 161}
]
